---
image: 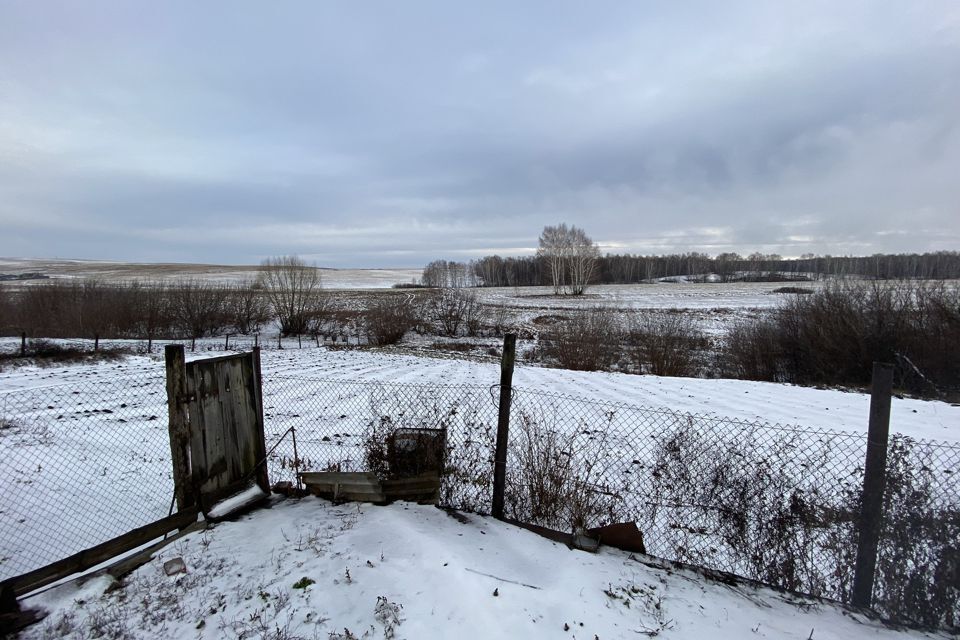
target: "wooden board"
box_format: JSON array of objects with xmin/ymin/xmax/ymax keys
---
[
  {"xmin": 184, "ymin": 351, "xmax": 269, "ymax": 509},
  {"xmin": 1, "ymin": 508, "xmax": 199, "ymax": 598},
  {"xmin": 300, "ymin": 472, "xmax": 440, "ymax": 503}
]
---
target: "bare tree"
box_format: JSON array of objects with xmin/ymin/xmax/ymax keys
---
[
  {"xmin": 258, "ymin": 255, "xmax": 324, "ymax": 336},
  {"xmin": 567, "ymin": 226, "xmax": 599, "ymax": 295},
  {"xmin": 171, "ymin": 279, "xmax": 229, "ymax": 347},
  {"xmin": 226, "ymin": 279, "xmax": 272, "ymax": 335},
  {"xmin": 130, "ymin": 281, "xmax": 173, "ymax": 352},
  {"xmin": 422, "ymin": 260, "xmax": 473, "ymax": 288},
  {"xmin": 537, "ymin": 223, "xmax": 599, "ymax": 295},
  {"xmin": 0, "ymin": 285, "xmax": 14, "ymax": 334},
  {"xmin": 537, "ymin": 224, "xmax": 570, "ymax": 295}
]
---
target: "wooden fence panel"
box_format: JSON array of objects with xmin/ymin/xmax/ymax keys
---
[{"xmin": 184, "ymin": 350, "xmax": 269, "ymax": 508}]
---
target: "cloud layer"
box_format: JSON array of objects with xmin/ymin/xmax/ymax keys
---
[{"xmin": 1, "ymin": 1, "xmax": 958, "ymax": 266}]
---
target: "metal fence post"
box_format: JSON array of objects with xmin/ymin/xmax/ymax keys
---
[
  {"xmin": 852, "ymin": 361, "xmax": 893, "ymax": 608},
  {"xmin": 491, "ymin": 333, "xmax": 516, "ymax": 520}
]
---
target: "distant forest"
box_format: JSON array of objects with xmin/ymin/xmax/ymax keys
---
[{"xmin": 422, "ymin": 251, "xmax": 960, "ymax": 288}]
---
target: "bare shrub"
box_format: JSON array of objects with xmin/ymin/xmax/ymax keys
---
[
  {"xmin": 646, "ymin": 417, "xmax": 842, "ymax": 595},
  {"xmin": 540, "ymin": 307, "xmax": 621, "ymax": 371},
  {"xmin": 427, "ymin": 288, "xmax": 482, "ymax": 337},
  {"xmin": 627, "ymin": 312, "xmax": 707, "ymax": 377},
  {"xmin": 871, "ymin": 436, "xmax": 960, "ymax": 628},
  {"xmin": 723, "ymin": 319, "xmax": 787, "ymax": 382},
  {"xmin": 365, "ymin": 295, "xmax": 416, "ymax": 345},
  {"xmin": 723, "ymin": 281, "xmax": 960, "ymax": 393},
  {"xmin": 0, "ymin": 339, "xmax": 130, "ymax": 366},
  {"xmin": 504, "ymin": 409, "xmax": 619, "ymax": 532}
]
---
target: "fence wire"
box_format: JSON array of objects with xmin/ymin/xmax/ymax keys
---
[
  {"xmin": 504, "ymin": 386, "xmax": 960, "ymax": 629},
  {"xmin": 2, "ymin": 368, "xmax": 957, "ymax": 629},
  {"xmin": 0, "ymin": 373, "xmax": 173, "ymax": 581},
  {"xmin": 261, "ymin": 376, "xmax": 960, "ymax": 629},
  {"xmin": 262, "ymin": 376, "xmax": 499, "ymax": 514}
]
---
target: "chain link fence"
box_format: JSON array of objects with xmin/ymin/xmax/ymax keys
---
[
  {"xmin": 260, "ymin": 376, "xmax": 960, "ymax": 629},
  {"xmin": 2, "ymin": 365, "xmax": 957, "ymax": 628},
  {"xmin": 502, "ymin": 387, "xmax": 960, "ymax": 629},
  {"xmin": 262, "ymin": 375, "xmax": 499, "ymax": 514},
  {"xmin": 0, "ymin": 372, "xmax": 173, "ymax": 581}
]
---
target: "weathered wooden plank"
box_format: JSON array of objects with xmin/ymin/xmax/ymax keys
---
[
  {"xmin": 306, "ymin": 486, "xmax": 387, "ymax": 503},
  {"xmin": 250, "ymin": 348, "xmax": 270, "ymax": 493},
  {"xmin": 2, "ymin": 509, "xmax": 199, "ymax": 598},
  {"xmin": 301, "ymin": 472, "xmax": 379, "ymax": 484},
  {"xmin": 182, "ymin": 351, "xmax": 270, "ymax": 515},
  {"xmin": 164, "ymin": 345, "xmax": 195, "ymax": 510},
  {"xmin": 381, "ymin": 475, "xmax": 441, "ymax": 491}
]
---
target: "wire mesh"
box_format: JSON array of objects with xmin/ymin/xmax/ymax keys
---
[
  {"xmin": 2, "ymin": 364, "xmax": 957, "ymax": 628},
  {"xmin": 0, "ymin": 373, "xmax": 174, "ymax": 581},
  {"xmin": 262, "ymin": 376, "xmax": 499, "ymax": 514},
  {"xmin": 503, "ymin": 386, "xmax": 960, "ymax": 628}
]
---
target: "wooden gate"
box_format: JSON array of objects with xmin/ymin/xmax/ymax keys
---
[{"xmin": 165, "ymin": 345, "xmax": 270, "ymax": 511}]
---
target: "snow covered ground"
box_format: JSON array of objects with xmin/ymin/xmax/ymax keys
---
[
  {"xmin": 3, "ymin": 344, "xmax": 954, "ymax": 441},
  {"xmin": 0, "ymin": 257, "xmax": 421, "ymax": 289},
  {"xmin": 3, "ymin": 343, "xmax": 956, "ymax": 575},
  {"xmin": 19, "ymin": 498, "xmax": 950, "ymax": 640},
  {"xmin": 473, "ymin": 281, "xmax": 817, "ymax": 310}
]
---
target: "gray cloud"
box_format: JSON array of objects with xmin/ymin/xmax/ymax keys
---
[{"xmin": 1, "ymin": 1, "xmax": 958, "ymax": 267}]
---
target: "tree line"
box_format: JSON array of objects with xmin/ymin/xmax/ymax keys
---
[
  {"xmin": 0, "ymin": 256, "xmax": 330, "ymax": 347},
  {"xmin": 442, "ymin": 250, "xmax": 960, "ymax": 288}
]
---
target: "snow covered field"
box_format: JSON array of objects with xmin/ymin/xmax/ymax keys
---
[
  {"xmin": 3, "ymin": 343, "xmax": 956, "ymax": 440},
  {"xmin": 0, "ymin": 257, "xmax": 421, "ymax": 289},
  {"xmin": 19, "ymin": 499, "xmax": 951, "ymax": 640},
  {"xmin": 474, "ymin": 281, "xmax": 816, "ymax": 310},
  {"xmin": 3, "ymin": 343, "xmax": 959, "ymax": 631}
]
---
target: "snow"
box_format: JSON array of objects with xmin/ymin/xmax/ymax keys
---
[
  {"xmin": 473, "ymin": 282, "xmax": 813, "ymax": 310},
  {"xmin": 1, "ymin": 341, "xmax": 956, "ymax": 441},
  {"xmin": 19, "ymin": 498, "xmax": 949, "ymax": 639},
  {"xmin": 0, "ymin": 257, "xmax": 421, "ymax": 289},
  {"xmin": 206, "ymin": 483, "xmax": 269, "ymax": 519},
  {"xmin": 2, "ymin": 342, "xmax": 958, "ymax": 628}
]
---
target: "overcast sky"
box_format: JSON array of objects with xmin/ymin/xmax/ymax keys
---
[{"xmin": 1, "ymin": 2, "xmax": 958, "ymax": 268}]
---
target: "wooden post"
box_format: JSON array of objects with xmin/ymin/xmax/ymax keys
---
[
  {"xmin": 250, "ymin": 347, "xmax": 270, "ymax": 494},
  {"xmin": 20, "ymin": 332, "xmax": 26, "ymax": 356},
  {"xmin": 254, "ymin": 333, "xmax": 259, "ymax": 348},
  {"xmin": 224, "ymin": 334, "xmax": 230, "ymax": 350},
  {"xmin": 852, "ymin": 361, "xmax": 893, "ymax": 609},
  {"xmin": 298, "ymin": 334, "xmax": 302, "ymax": 349},
  {"xmin": 1, "ymin": 580, "xmax": 18, "ymax": 615},
  {"xmin": 165, "ymin": 345, "xmax": 195, "ymax": 511},
  {"xmin": 190, "ymin": 337, "xmax": 196, "ymax": 352},
  {"xmin": 491, "ymin": 333, "xmax": 517, "ymax": 520},
  {"xmin": 277, "ymin": 333, "xmax": 282, "ymax": 349},
  {"xmin": 94, "ymin": 334, "xmax": 99, "ymax": 352},
  {"xmin": 147, "ymin": 336, "xmax": 153, "ymax": 354}
]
